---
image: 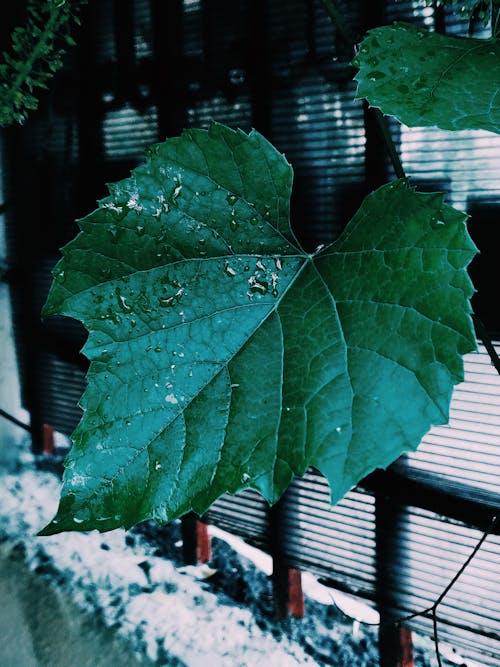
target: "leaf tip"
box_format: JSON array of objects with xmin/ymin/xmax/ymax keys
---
[{"xmin": 37, "ymin": 518, "xmax": 61, "ymax": 537}]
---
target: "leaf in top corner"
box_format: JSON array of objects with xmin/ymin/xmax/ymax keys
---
[
  {"xmin": 353, "ymin": 23, "xmax": 500, "ymax": 135},
  {"xmin": 39, "ymin": 123, "xmax": 477, "ymax": 535}
]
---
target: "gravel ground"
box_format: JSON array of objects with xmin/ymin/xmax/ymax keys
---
[{"xmin": 0, "ymin": 440, "xmax": 474, "ymax": 666}]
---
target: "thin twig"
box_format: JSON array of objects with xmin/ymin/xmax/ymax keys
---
[
  {"xmin": 326, "ymin": 514, "xmax": 499, "ymax": 667},
  {"xmin": 434, "ymin": 514, "xmax": 498, "ymax": 607},
  {"xmin": 432, "ymin": 610, "xmax": 442, "ymax": 667},
  {"xmin": 473, "ymin": 314, "xmax": 500, "ymax": 376},
  {"xmin": 395, "ymin": 514, "xmax": 499, "ymax": 665},
  {"xmin": 0, "ymin": 407, "xmax": 32, "ymax": 432},
  {"xmin": 319, "ymin": 0, "xmax": 355, "ymax": 46}
]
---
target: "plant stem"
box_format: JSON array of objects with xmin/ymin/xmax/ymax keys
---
[
  {"xmin": 373, "ymin": 109, "xmax": 406, "ymax": 179},
  {"xmin": 319, "ymin": 0, "xmax": 407, "ymax": 180},
  {"xmin": 6, "ymin": 4, "xmax": 62, "ymax": 117},
  {"xmin": 319, "ymin": 0, "xmax": 355, "ymax": 46}
]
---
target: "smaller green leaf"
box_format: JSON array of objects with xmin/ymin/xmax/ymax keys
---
[
  {"xmin": 427, "ymin": 0, "xmax": 492, "ymax": 24},
  {"xmin": 354, "ymin": 23, "xmax": 500, "ymax": 135}
]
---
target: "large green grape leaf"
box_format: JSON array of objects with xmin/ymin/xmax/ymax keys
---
[
  {"xmin": 353, "ymin": 23, "xmax": 500, "ymax": 134},
  {"xmin": 40, "ymin": 123, "xmax": 476, "ymax": 535}
]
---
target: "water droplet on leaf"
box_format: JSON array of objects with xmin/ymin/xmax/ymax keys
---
[{"xmin": 367, "ymin": 71, "xmax": 386, "ymax": 81}]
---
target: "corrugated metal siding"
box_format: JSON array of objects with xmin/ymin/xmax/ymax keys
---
[
  {"xmin": 284, "ymin": 478, "xmax": 377, "ymax": 597},
  {"xmin": 103, "ymin": 104, "xmax": 159, "ymax": 161},
  {"xmin": 206, "ymin": 489, "xmax": 269, "ymax": 549},
  {"xmin": 378, "ymin": 507, "xmax": 500, "ymax": 666},
  {"xmin": 394, "ymin": 344, "xmax": 500, "ymax": 495}
]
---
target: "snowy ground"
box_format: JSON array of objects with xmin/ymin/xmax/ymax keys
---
[{"xmin": 0, "ymin": 439, "xmax": 481, "ymax": 666}]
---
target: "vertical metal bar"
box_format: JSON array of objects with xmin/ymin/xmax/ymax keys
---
[
  {"xmin": 4, "ymin": 128, "xmax": 44, "ymax": 453},
  {"xmin": 268, "ymin": 490, "xmax": 305, "ymax": 619},
  {"xmin": 376, "ymin": 484, "xmax": 414, "ymax": 667},
  {"xmin": 112, "ymin": 0, "xmax": 137, "ymax": 105},
  {"xmin": 76, "ymin": 2, "xmax": 104, "ymax": 211},
  {"xmin": 196, "ymin": 520, "xmax": 212, "ymax": 563},
  {"xmin": 43, "ymin": 423, "xmax": 55, "ymax": 455},
  {"xmin": 152, "ymin": 0, "xmax": 186, "ymax": 139},
  {"xmin": 268, "ymin": 497, "xmax": 290, "ymax": 619},
  {"xmin": 246, "ymin": 0, "xmax": 271, "ymax": 135},
  {"xmin": 288, "ymin": 568, "xmax": 305, "ymax": 619},
  {"xmin": 181, "ymin": 513, "xmax": 212, "ymax": 564},
  {"xmin": 399, "ymin": 626, "xmax": 415, "ymax": 667},
  {"xmin": 181, "ymin": 512, "xmax": 198, "ymax": 565}
]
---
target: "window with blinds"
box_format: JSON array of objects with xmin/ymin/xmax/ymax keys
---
[{"xmin": 3, "ymin": 1, "xmax": 499, "ymax": 664}]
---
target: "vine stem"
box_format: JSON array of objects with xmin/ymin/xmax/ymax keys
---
[
  {"xmin": 6, "ymin": 4, "xmax": 63, "ymax": 115},
  {"xmin": 319, "ymin": 0, "xmax": 354, "ymax": 47},
  {"xmin": 327, "ymin": 514, "xmax": 498, "ymax": 667},
  {"xmin": 372, "ymin": 109, "xmax": 406, "ymax": 179},
  {"xmin": 396, "ymin": 514, "xmax": 499, "ymax": 667},
  {"xmin": 319, "ymin": 0, "xmax": 407, "ymax": 180}
]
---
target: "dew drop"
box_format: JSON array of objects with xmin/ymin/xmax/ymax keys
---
[
  {"xmin": 226, "ymin": 193, "xmax": 238, "ymax": 205},
  {"xmin": 55, "ymin": 269, "xmax": 65, "ymax": 284},
  {"xmin": 116, "ymin": 289, "xmax": 131, "ymax": 313},
  {"xmin": 430, "ymin": 215, "xmax": 445, "ymax": 228},
  {"xmin": 367, "ymin": 70, "xmax": 386, "ymax": 80},
  {"xmin": 224, "ymin": 262, "xmax": 237, "ymax": 277},
  {"xmin": 229, "ymin": 219, "xmax": 238, "ymax": 231}
]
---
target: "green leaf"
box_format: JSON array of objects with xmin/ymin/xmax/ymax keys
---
[
  {"xmin": 39, "ymin": 123, "xmax": 477, "ymax": 535},
  {"xmin": 353, "ymin": 23, "xmax": 500, "ymax": 135},
  {"xmin": 428, "ymin": 0, "xmax": 491, "ymax": 22}
]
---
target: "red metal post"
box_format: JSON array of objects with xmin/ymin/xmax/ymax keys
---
[
  {"xmin": 42, "ymin": 423, "xmax": 55, "ymax": 454},
  {"xmin": 398, "ymin": 626, "xmax": 414, "ymax": 667},
  {"xmin": 196, "ymin": 520, "xmax": 211, "ymax": 563},
  {"xmin": 288, "ymin": 568, "xmax": 305, "ymax": 619}
]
